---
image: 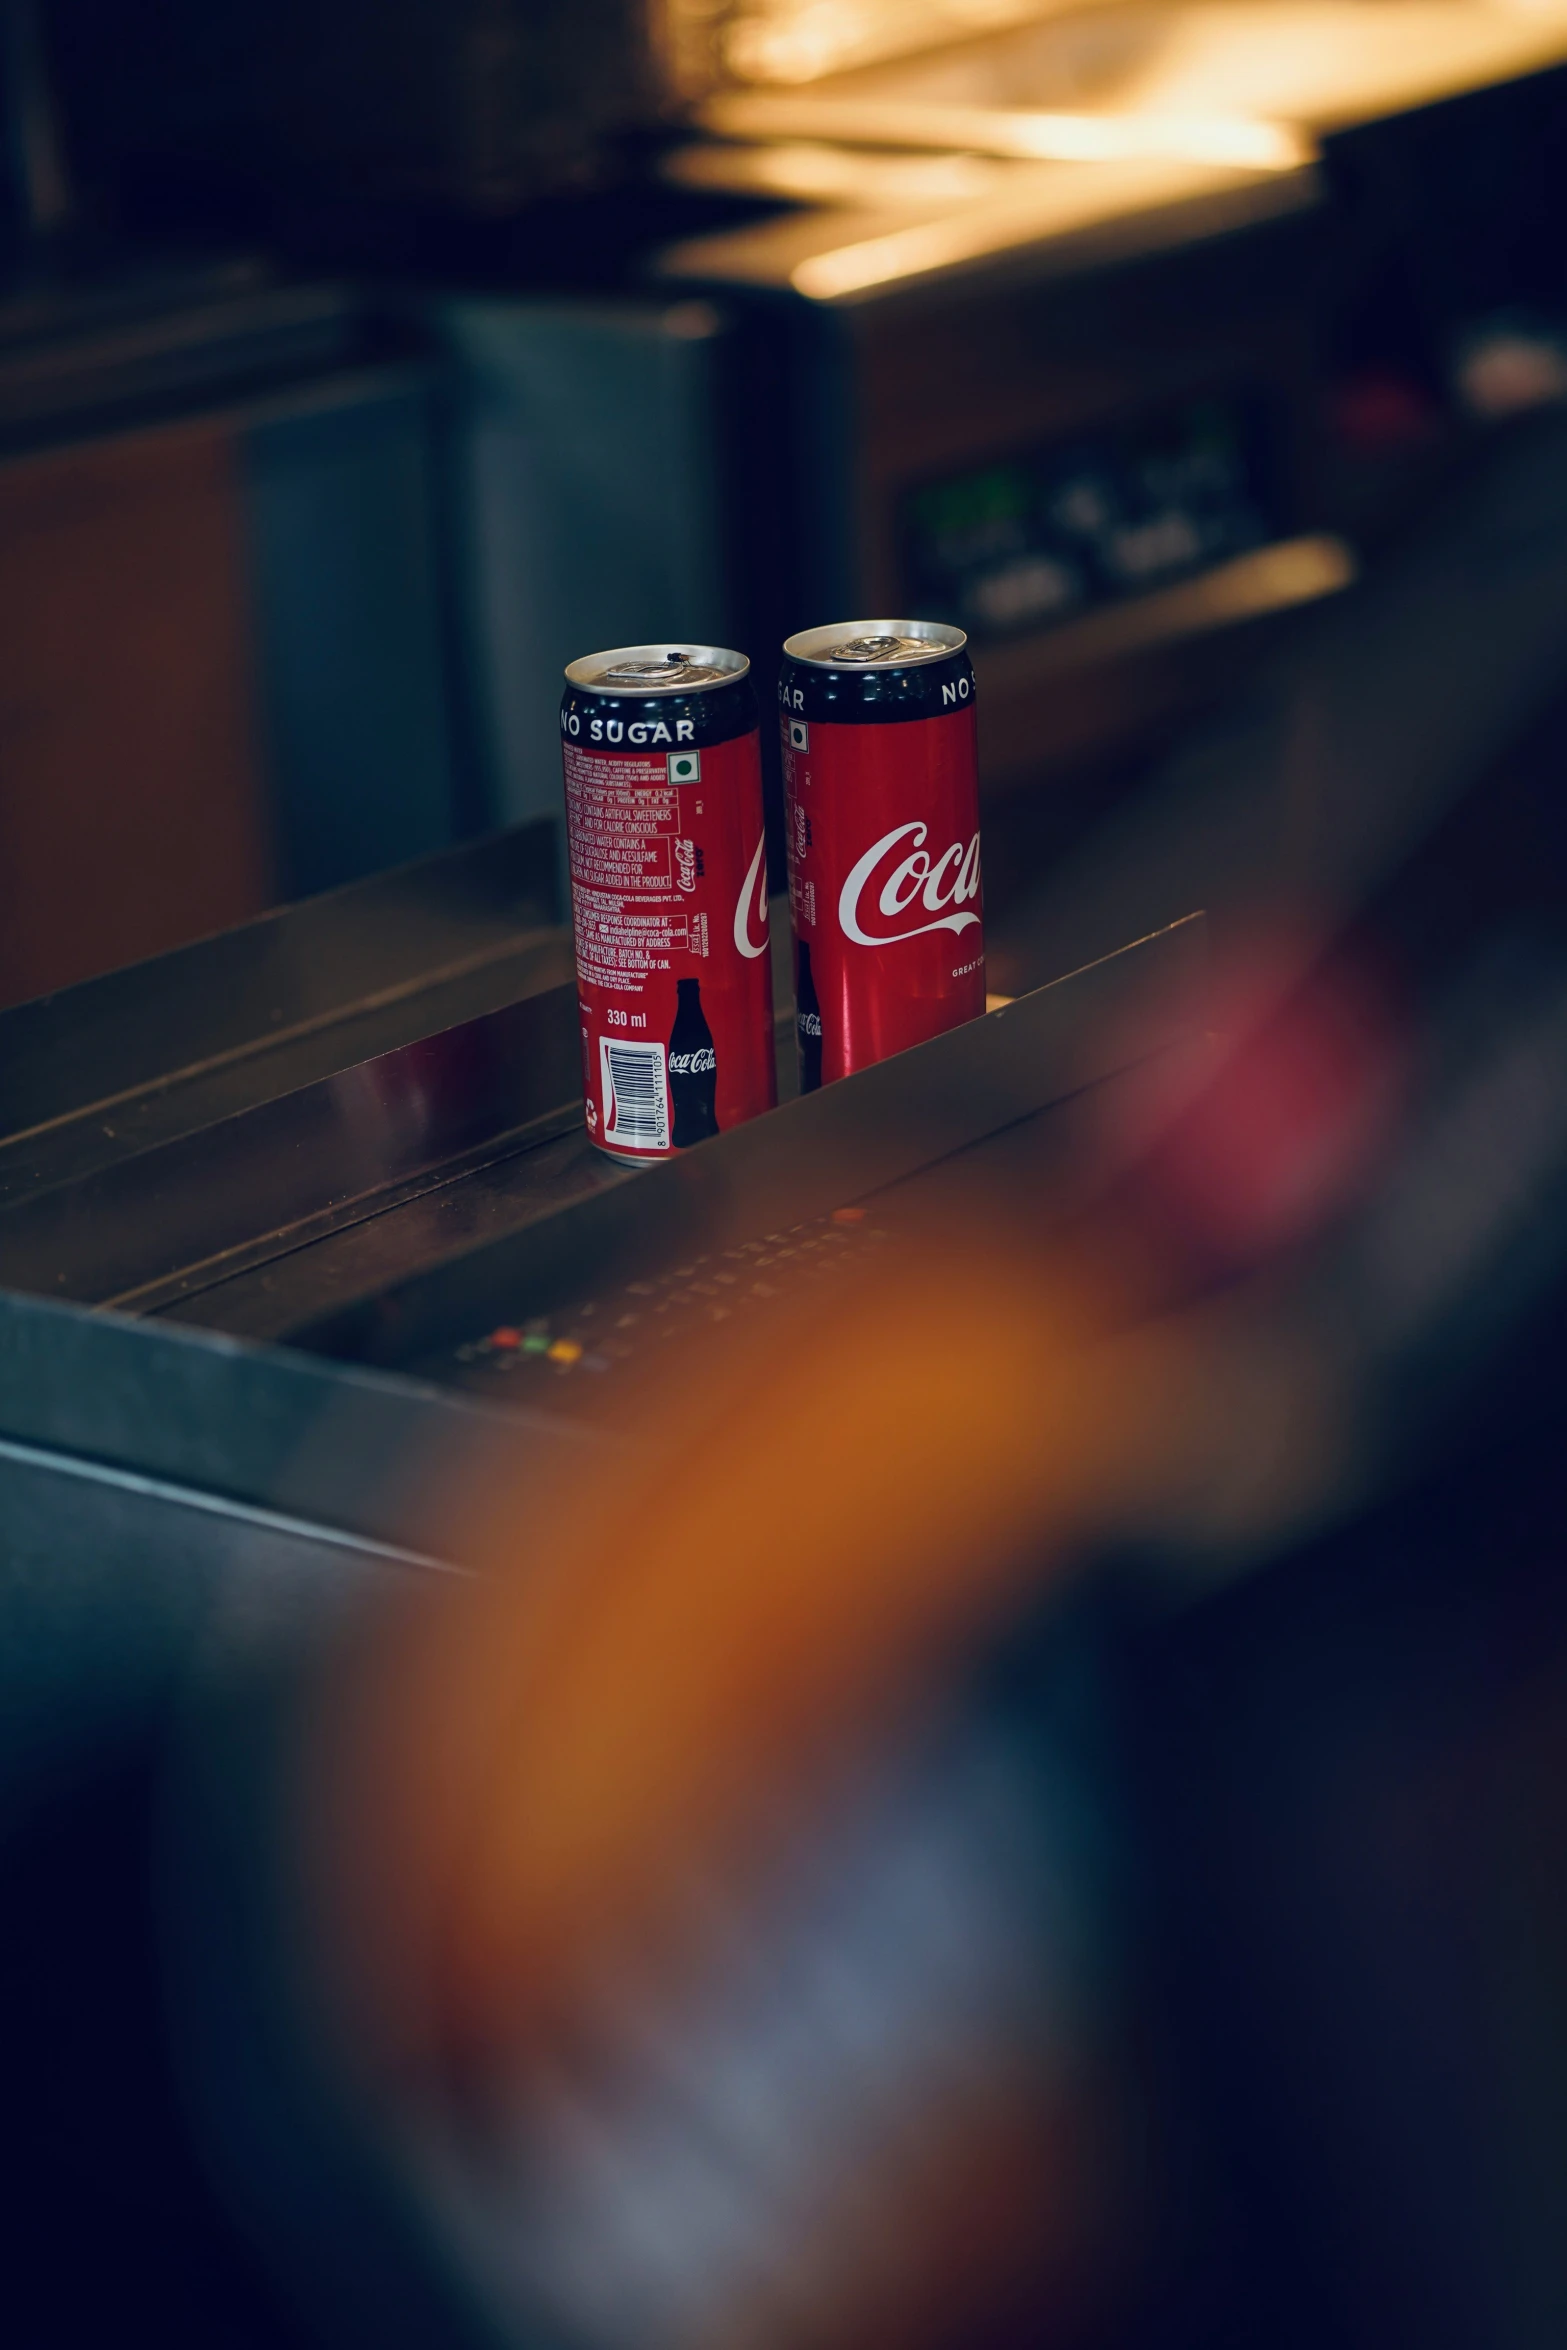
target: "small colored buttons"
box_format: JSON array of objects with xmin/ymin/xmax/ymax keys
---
[
  {"xmin": 547, "ymin": 1338, "xmax": 583, "ymax": 1366},
  {"xmin": 832, "ymin": 1207, "xmax": 866, "ymax": 1224},
  {"xmin": 488, "ymin": 1327, "xmax": 521, "ymax": 1350},
  {"xmin": 523, "ymin": 1332, "xmax": 551, "ymax": 1355}
]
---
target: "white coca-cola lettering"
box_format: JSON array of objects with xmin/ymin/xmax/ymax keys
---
[
  {"xmin": 675, "ymin": 837, "xmax": 697, "ymax": 893},
  {"xmin": 839, "ymin": 822, "xmax": 981, "ymax": 947},
  {"xmin": 798, "ymin": 1011, "xmax": 822, "ymax": 1036},
  {"xmin": 669, "ymin": 1049, "xmax": 717, "ymax": 1074},
  {"xmin": 733, "ymin": 834, "xmax": 769, "ymax": 960}
]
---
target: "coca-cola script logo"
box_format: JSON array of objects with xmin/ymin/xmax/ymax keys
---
[
  {"xmin": 669, "ymin": 1049, "xmax": 717, "ymax": 1075},
  {"xmin": 733, "ymin": 835, "xmax": 769, "ymax": 960},
  {"xmin": 675, "ymin": 837, "xmax": 697, "ymax": 894},
  {"xmin": 838, "ymin": 822, "xmax": 981, "ymax": 947}
]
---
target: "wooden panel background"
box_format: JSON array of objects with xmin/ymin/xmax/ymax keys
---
[{"xmin": 0, "ymin": 418, "xmax": 272, "ymax": 1011}]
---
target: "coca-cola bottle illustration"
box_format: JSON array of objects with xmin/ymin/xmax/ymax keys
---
[
  {"xmin": 795, "ymin": 940, "xmax": 823, "ymax": 1093},
  {"xmin": 668, "ymin": 977, "xmax": 720, "ymax": 1145}
]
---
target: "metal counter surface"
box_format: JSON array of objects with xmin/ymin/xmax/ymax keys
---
[{"xmin": 0, "ymin": 870, "xmax": 1202, "ymax": 1810}]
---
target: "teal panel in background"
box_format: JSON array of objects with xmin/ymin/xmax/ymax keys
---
[
  {"xmin": 242, "ymin": 367, "xmax": 462, "ymax": 901},
  {"xmin": 429, "ymin": 298, "xmax": 731, "ymax": 839}
]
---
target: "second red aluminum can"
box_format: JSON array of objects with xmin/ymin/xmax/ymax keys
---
[
  {"xmin": 561, "ymin": 643, "xmax": 775, "ymax": 1163},
  {"xmin": 780, "ymin": 621, "xmax": 984, "ymax": 1088}
]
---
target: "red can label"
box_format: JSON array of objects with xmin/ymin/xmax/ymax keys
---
[
  {"xmin": 564, "ymin": 733, "xmax": 776, "ymax": 1160},
  {"xmin": 783, "ymin": 705, "xmax": 984, "ymax": 1082}
]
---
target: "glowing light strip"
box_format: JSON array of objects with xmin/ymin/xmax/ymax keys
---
[
  {"xmin": 790, "ymin": 161, "xmax": 1314, "ymax": 298},
  {"xmin": 706, "ymin": 96, "xmax": 1313, "ymax": 172}
]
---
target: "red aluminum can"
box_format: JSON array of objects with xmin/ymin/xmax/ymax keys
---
[
  {"xmin": 780, "ymin": 621, "xmax": 983, "ymax": 1088},
  {"xmin": 561, "ymin": 644, "xmax": 775, "ymax": 1164}
]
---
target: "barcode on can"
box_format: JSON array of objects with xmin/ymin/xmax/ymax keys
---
[{"xmin": 600, "ymin": 1036, "xmax": 669, "ymax": 1152}]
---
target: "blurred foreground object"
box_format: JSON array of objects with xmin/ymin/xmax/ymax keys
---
[
  {"xmin": 276, "ymin": 909, "xmax": 1567, "ymax": 2350},
  {"xmin": 11, "ymin": 404, "xmax": 1567, "ymax": 2346}
]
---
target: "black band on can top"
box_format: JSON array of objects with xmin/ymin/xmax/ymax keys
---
[
  {"xmin": 562, "ymin": 641, "xmax": 756, "ymax": 753},
  {"xmin": 777, "ymin": 619, "xmax": 974, "ymax": 726}
]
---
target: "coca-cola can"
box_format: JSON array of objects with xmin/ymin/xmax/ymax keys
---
[
  {"xmin": 780, "ymin": 621, "xmax": 983, "ymax": 1088},
  {"xmin": 561, "ymin": 643, "xmax": 776, "ymax": 1164}
]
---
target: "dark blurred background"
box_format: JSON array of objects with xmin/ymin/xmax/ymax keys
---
[
  {"xmin": 3, "ymin": 0, "xmax": 1567, "ymax": 1004},
  {"xmin": 9, "ymin": 7, "xmax": 1567, "ymax": 2349}
]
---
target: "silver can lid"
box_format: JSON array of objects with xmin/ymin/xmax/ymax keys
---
[
  {"xmin": 782, "ymin": 619, "xmax": 967, "ymax": 669},
  {"xmin": 564, "ymin": 643, "xmax": 750, "ymax": 694}
]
